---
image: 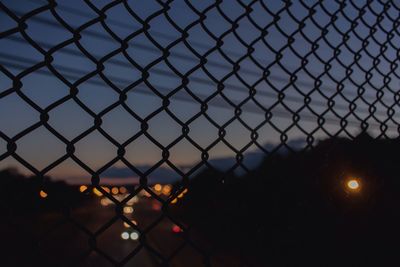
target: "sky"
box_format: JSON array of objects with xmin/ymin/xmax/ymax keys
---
[{"xmin": 1, "ymin": 0, "xmax": 400, "ymax": 184}]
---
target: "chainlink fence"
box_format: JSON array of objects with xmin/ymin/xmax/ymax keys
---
[{"xmin": 1, "ymin": 0, "xmax": 400, "ymax": 266}]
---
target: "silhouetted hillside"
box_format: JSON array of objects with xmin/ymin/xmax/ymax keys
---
[
  {"xmin": 0, "ymin": 168, "xmax": 85, "ymax": 213},
  {"xmin": 171, "ymin": 132, "xmax": 400, "ymax": 266}
]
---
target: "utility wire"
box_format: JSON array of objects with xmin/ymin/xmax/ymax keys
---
[
  {"xmin": 8, "ymin": 7, "xmax": 385, "ymax": 104},
  {"xmin": 0, "ymin": 37, "xmax": 392, "ymax": 120},
  {"xmin": 2, "ymin": 59, "xmax": 395, "ymax": 132}
]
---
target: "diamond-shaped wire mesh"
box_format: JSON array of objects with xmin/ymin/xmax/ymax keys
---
[{"xmin": 1, "ymin": 0, "xmax": 400, "ymax": 266}]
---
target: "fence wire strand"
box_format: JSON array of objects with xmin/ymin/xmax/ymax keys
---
[{"xmin": 1, "ymin": 0, "xmax": 400, "ymax": 266}]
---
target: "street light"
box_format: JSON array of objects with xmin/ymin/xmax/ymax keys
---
[
  {"xmin": 39, "ymin": 190, "xmax": 48, "ymax": 198},
  {"xmin": 346, "ymin": 178, "xmax": 361, "ymax": 192}
]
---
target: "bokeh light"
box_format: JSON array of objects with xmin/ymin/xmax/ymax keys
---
[
  {"xmin": 79, "ymin": 185, "xmax": 87, "ymax": 193},
  {"xmin": 119, "ymin": 186, "xmax": 127, "ymax": 194},
  {"xmin": 130, "ymin": 231, "xmax": 139, "ymax": 240},
  {"xmin": 39, "ymin": 190, "xmax": 48, "ymax": 198},
  {"xmin": 111, "ymin": 187, "xmax": 119, "ymax": 195},
  {"xmin": 162, "ymin": 184, "xmax": 172, "ymax": 195},
  {"xmin": 102, "ymin": 186, "xmax": 110, "ymax": 194},
  {"xmin": 123, "ymin": 206, "xmax": 134, "ymax": 214},
  {"xmin": 172, "ymin": 225, "xmax": 182, "ymax": 233},
  {"xmin": 154, "ymin": 184, "xmax": 162, "ymax": 192},
  {"xmin": 121, "ymin": 232, "xmax": 129, "ymax": 240},
  {"xmin": 123, "ymin": 220, "xmax": 138, "ymax": 228},
  {"xmin": 100, "ymin": 198, "xmax": 109, "ymax": 206},
  {"xmin": 93, "ymin": 188, "xmax": 103, "ymax": 197},
  {"xmin": 346, "ymin": 178, "xmax": 361, "ymax": 191}
]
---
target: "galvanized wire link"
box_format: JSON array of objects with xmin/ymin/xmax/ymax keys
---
[{"xmin": 1, "ymin": 0, "xmax": 400, "ymax": 266}]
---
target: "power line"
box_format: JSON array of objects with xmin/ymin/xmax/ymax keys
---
[
  {"xmin": 26, "ymin": 0, "xmax": 265, "ymax": 61},
  {"xmin": 2, "ymin": 6, "xmax": 397, "ymax": 131},
  {"xmin": 17, "ymin": 1, "xmax": 394, "ymax": 103},
  {"xmin": 2, "ymin": 59, "xmax": 396, "ymax": 132},
  {"xmin": 0, "ymin": 38, "xmax": 392, "ymax": 120},
  {"xmin": 9, "ymin": 6, "xmax": 385, "ymax": 104}
]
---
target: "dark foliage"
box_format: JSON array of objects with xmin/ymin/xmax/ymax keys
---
[{"xmin": 172, "ymin": 133, "xmax": 400, "ymax": 266}]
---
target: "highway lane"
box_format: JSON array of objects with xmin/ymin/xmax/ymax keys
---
[{"xmin": 5, "ymin": 193, "xmax": 212, "ymax": 266}]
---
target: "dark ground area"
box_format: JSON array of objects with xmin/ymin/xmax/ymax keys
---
[
  {"xmin": 172, "ymin": 132, "xmax": 400, "ymax": 266},
  {"xmin": 2, "ymin": 132, "xmax": 400, "ymax": 266}
]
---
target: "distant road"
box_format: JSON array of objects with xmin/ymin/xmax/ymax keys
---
[{"xmin": 5, "ymin": 196, "xmax": 212, "ymax": 266}]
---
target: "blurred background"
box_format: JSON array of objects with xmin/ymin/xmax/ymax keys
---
[{"xmin": 1, "ymin": 0, "xmax": 400, "ymax": 266}]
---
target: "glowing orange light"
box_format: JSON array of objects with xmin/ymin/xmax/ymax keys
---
[
  {"xmin": 102, "ymin": 186, "xmax": 110, "ymax": 194},
  {"xmin": 154, "ymin": 184, "xmax": 162, "ymax": 192},
  {"xmin": 123, "ymin": 206, "xmax": 134, "ymax": 214},
  {"xmin": 119, "ymin": 186, "xmax": 127, "ymax": 194},
  {"xmin": 39, "ymin": 190, "xmax": 48, "ymax": 198},
  {"xmin": 93, "ymin": 188, "xmax": 103, "ymax": 197},
  {"xmin": 111, "ymin": 187, "xmax": 119, "ymax": 195},
  {"xmin": 79, "ymin": 185, "xmax": 87, "ymax": 193},
  {"xmin": 346, "ymin": 178, "xmax": 360, "ymax": 191},
  {"xmin": 123, "ymin": 220, "xmax": 138, "ymax": 228},
  {"xmin": 178, "ymin": 193, "xmax": 184, "ymax": 199},
  {"xmin": 162, "ymin": 184, "xmax": 172, "ymax": 195},
  {"xmin": 171, "ymin": 198, "xmax": 178, "ymax": 204},
  {"xmin": 100, "ymin": 198, "xmax": 109, "ymax": 206}
]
